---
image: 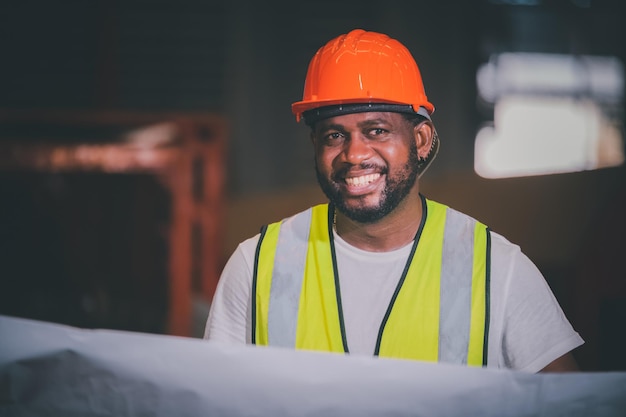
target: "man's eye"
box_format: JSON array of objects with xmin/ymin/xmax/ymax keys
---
[
  {"xmin": 324, "ymin": 132, "xmax": 344, "ymax": 142},
  {"xmin": 369, "ymin": 128, "xmax": 387, "ymax": 136}
]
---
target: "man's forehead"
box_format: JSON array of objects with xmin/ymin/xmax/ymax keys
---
[{"xmin": 316, "ymin": 111, "xmax": 403, "ymax": 127}]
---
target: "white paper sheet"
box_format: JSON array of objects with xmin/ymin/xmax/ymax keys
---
[{"xmin": 1, "ymin": 314, "xmax": 625, "ymax": 417}]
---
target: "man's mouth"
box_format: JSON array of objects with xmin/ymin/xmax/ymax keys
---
[{"xmin": 345, "ymin": 173, "xmax": 381, "ymax": 187}]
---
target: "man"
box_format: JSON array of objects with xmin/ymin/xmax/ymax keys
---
[{"xmin": 204, "ymin": 29, "xmax": 583, "ymax": 372}]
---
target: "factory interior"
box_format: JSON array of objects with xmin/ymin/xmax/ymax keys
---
[{"xmin": 1, "ymin": 0, "xmax": 625, "ymax": 374}]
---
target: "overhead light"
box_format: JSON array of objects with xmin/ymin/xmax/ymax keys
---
[
  {"xmin": 477, "ymin": 53, "xmax": 623, "ymax": 105},
  {"xmin": 488, "ymin": 0, "xmax": 542, "ymax": 5},
  {"xmin": 475, "ymin": 52, "xmax": 624, "ymax": 178}
]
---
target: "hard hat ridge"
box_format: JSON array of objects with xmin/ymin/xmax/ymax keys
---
[{"xmin": 292, "ymin": 29, "xmax": 435, "ymax": 123}]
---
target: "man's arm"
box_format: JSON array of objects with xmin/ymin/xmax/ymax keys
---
[
  {"xmin": 204, "ymin": 238, "xmax": 257, "ymax": 343},
  {"xmin": 539, "ymin": 352, "xmax": 580, "ymax": 372},
  {"xmin": 491, "ymin": 234, "xmax": 584, "ymax": 372}
]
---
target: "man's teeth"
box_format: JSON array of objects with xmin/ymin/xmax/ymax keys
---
[{"xmin": 345, "ymin": 174, "xmax": 380, "ymax": 187}]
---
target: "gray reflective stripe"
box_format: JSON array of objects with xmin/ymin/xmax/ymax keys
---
[
  {"xmin": 439, "ymin": 207, "xmax": 475, "ymax": 364},
  {"xmin": 267, "ymin": 209, "xmax": 312, "ymax": 347}
]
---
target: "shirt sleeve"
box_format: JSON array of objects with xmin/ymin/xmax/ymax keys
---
[
  {"xmin": 496, "ymin": 236, "xmax": 584, "ymax": 372},
  {"xmin": 203, "ymin": 235, "xmax": 259, "ymax": 344}
]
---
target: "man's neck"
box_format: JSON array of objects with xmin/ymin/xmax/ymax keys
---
[{"xmin": 334, "ymin": 193, "xmax": 424, "ymax": 252}]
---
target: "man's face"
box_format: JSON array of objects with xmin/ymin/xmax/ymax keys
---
[{"xmin": 312, "ymin": 112, "xmax": 421, "ymax": 223}]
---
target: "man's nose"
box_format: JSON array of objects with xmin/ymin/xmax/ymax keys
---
[{"xmin": 342, "ymin": 135, "xmax": 371, "ymax": 165}]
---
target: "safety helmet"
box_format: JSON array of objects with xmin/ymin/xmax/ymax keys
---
[{"xmin": 292, "ymin": 29, "xmax": 435, "ymax": 123}]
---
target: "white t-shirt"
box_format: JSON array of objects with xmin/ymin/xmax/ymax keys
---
[{"xmin": 205, "ymin": 228, "xmax": 583, "ymax": 373}]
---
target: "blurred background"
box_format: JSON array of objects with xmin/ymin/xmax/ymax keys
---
[{"xmin": 0, "ymin": 0, "xmax": 624, "ymax": 371}]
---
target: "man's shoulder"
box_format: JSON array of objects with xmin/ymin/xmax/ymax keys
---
[
  {"xmin": 237, "ymin": 203, "xmax": 328, "ymax": 253},
  {"xmin": 270, "ymin": 203, "xmax": 329, "ymax": 226},
  {"xmin": 426, "ymin": 198, "xmax": 489, "ymax": 229},
  {"xmin": 426, "ymin": 197, "xmax": 523, "ymax": 256},
  {"xmin": 489, "ymin": 230, "xmax": 523, "ymax": 257}
]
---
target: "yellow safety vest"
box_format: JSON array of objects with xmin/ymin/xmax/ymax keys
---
[{"xmin": 252, "ymin": 196, "xmax": 491, "ymax": 366}]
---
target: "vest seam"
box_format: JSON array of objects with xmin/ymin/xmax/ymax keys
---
[
  {"xmin": 251, "ymin": 225, "xmax": 269, "ymax": 345},
  {"xmin": 374, "ymin": 194, "xmax": 428, "ymax": 356},
  {"xmin": 483, "ymin": 227, "xmax": 492, "ymax": 366},
  {"xmin": 328, "ymin": 203, "xmax": 349, "ymax": 353}
]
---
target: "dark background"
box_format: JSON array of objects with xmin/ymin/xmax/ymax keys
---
[{"xmin": 0, "ymin": 0, "xmax": 625, "ymax": 371}]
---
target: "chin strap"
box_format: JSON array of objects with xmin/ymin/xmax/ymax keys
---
[{"xmin": 418, "ymin": 128, "xmax": 440, "ymax": 178}]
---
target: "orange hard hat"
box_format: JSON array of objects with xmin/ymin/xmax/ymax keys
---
[{"xmin": 292, "ymin": 29, "xmax": 435, "ymax": 123}]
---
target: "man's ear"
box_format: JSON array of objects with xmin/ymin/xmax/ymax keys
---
[{"xmin": 414, "ymin": 121, "xmax": 434, "ymax": 159}]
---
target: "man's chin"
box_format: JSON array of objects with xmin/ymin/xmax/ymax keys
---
[
  {"xmin": 317, "ymin": 181, "xmax": 386, "ymax": 222},
  {"xmin": 335, "ymin": 201, "xmax": 388, "ymax": 224}
]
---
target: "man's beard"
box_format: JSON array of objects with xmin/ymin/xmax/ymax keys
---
[{"xmin": 315, "ymin": 141, "xmax": 420, "ymax": 224}]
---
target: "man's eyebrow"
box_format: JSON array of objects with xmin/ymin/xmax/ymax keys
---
[
  {"xmin": 317, "ymin": 118, "xmax": 391, "ymax": 132},
  {"xmin": 317, "ymin": 123, "xmax": 345, "ymax": 132},
  {"xmin": 357, "ymin": 118, "xmax": 391, "ymax": 128}
]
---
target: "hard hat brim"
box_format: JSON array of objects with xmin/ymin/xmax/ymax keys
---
[{"xmin": 300, "ymin": 103, "xmax": 433, "ymax": 126}]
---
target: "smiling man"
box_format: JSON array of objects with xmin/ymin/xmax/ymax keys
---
[{"xmin": 204, "ymin": 29, "xmax": 583, "ymax": 373}]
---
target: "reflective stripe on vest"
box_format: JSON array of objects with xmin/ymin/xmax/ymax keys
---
[{"xmin": 252, "ymin": 198, "xmax": 491, "ymax": 366}]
